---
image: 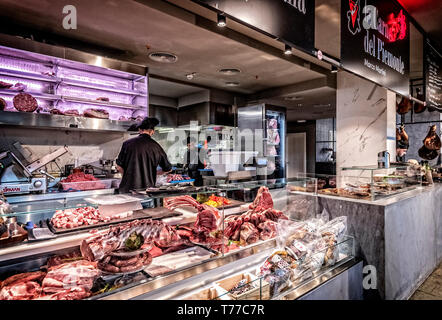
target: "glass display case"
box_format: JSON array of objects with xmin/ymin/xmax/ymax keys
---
[{"xmin": 0, "ymin": 178, "xmax": 356, "ymax": 300}]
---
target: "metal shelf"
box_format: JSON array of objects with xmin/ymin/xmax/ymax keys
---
[
  {"xmin": 0, "ymin": 68, "xmax": 58, "ymax": 83},
  {"xmin": 0, "ymin": 110, "xmax": 135, "ymax": 132},
  {"xmin": 0, "ymin": 89, "xmax": 60, "ymax": 100},
  {"xmin": 60, "ymin": 78, "xmax": 147, "ymax": 97},
  {"xmin": 62, "ymin": 96, "xmax": 145, "ymax": 110}
]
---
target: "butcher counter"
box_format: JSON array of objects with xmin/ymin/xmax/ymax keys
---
[
  {"xmin": 0, "ymin": 182, "xmax": 361, "ymax": 300},
  {"xmin": 277, "ymin": 183, "xmax": 442, "ymax": 300}
]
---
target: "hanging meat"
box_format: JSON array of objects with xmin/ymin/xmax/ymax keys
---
[
  {"xmin": 418, "ymin": 125, "xmax": 441, "ymax": 160},
  {"xmin": 396, "ymin": 125, "xmax": 409, "ymax": 149},
  {"xmin": 397, "ymin": 96, "xmax": 412, "ymax": 115},
  {"xmin": 423, "ymin": 125, "xmax": 441, "ymax": 151},
  {"xmin": 414, "ymin": 90, "xmax": 426, "ymax": 114}
]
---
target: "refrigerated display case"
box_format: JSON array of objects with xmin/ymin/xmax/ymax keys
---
[{"xmin": 0, "ymin": 179, "xmax": 357, "ymax": 300}]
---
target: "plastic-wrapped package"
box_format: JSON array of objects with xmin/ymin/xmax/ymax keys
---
[{"xmin": 318, "ymin": 216, "xmax": 347, "ymax": 266}]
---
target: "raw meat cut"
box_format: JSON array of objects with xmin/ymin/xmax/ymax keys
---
[
  {"xmin": 13, "ymin": 93, "xmax": 38, "ymax": 112},
  {"xmin": 239, "ymin": 222, "xmax": 260, "ymax": 245},
  {"xmin": 80, "ymin": 219, "xmax": 183, "ymax": 261},
  {"xmin": 0, "ymin": 281, "xmax": 42, "ymax": 300},
  {"xmin": 249, "ymin": 187, "xmax": 274, "ymax": 211},
  {"xmin": 258, "ymin": 220, "xmax": 278, "ymax": 240},
  {"xmin": 83, "ymin": 108, "xmax": 109, "ymax": 119},
  {"xmin": 47, "ymin": 250, "xmax": 83, "ymax": 268},
  {"xmin": 60, "ymin": 171, "xmax": 106, "ymax": 191},
  {"xmin": 51, "ymin": 207, "xmax": 102, "ymax": 229},
  {"xmin": 42, "ymin": 260, "xmax": 100, "ymax": 294},
  {"xmin": 166, "ymin": 174, "xmax": 192, "ymax": 182},
  {"xmin": 0, "ymin": 271, "xmax": 46, "ymax": 300}
]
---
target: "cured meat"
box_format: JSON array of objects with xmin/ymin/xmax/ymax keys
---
[
  {"xmin": 96, "ymin": 97, "xmax": 110, "ymax": 102},
  {"xmin": 397, "ymin": 97, "xmax": 412, "ymax": 115},
  {"xmin": 80, "ymin": 219, "xmax": 183, "ymax": 261},
  {"xmin": 418, "ymin": 145, "xmax": 440, "ymax": 161},
  {"xmin": 0, "ymin": 80, "xmax": 13, "ymax": 89},
  {"xmin": 239, "ymin": 222, "xmax": 259, "ymax": 245},
  {"xmin": 11, "ymin": 83, "xmax": 27, "ymax": 91},
  {"xmin": 42, "ymin": 260, "xmax": 100, "ymax": 294},
  {"xmin": 423, "ymin": 125, "xmax": 441, "ymax": 151},
  {"xmin": 83, "ymin": 108, "xmax": 109, "ymax": 119},
  {"xmin": 64, "ymin": 109, "xmax": 80, "ymax": 116},
  {"xmin": 166, "ymin": 174, "xmax": 191, "ymax": 183},
  {"xmin": 0, "ymin": 98, "xmax": 7, "ymax": 111},
  {"xmin": 13, "ymin": 93, "xmax": 38, "ymax": 112},
  {"xmin": 50, "ymin": 108, "xmax": 64, "ymax": 115}
]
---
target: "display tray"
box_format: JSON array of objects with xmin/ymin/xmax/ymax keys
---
[
  {"xmin": 133, "ymin": 186, "xmax": 212, "ymax": 196},
  {"xmin": 133, "ymin": 207, "xmax": 183, "ymax": 220},
  {"xmin": 47, "ymin": 210, "xmax": 153, "ymax": 235}
]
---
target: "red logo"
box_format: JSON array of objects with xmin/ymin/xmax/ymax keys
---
[
  {"xmin": 347, "ymin": 0, "xmax": 361, "ymax": 35},
  {"xmin": 386, "ymin": 10, "xmax": 407, "ymax": 42}
]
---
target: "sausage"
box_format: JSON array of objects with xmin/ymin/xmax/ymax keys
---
[
  {"xmin": 100, "ymin": 263, "xmax": 120, "ymax": 273},
  {"xmin": 110, "ymin": 255, "xmax": 140, "ymax": 267},
  {"xmin": 119, "ymin": 259, "xmax": 143, "ymax": 273}
]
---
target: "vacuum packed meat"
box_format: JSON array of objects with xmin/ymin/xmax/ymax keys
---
[{"xmin": 13, "ymin": 93, "xmax": 38, "ymax": 112}]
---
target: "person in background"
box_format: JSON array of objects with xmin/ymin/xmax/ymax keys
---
[
  {"xmin": 116, "ymin": 117, "xmax": 172, "ymax": 193},
  {"xmin": 184, "ymin": 136, "xmax": 207, "ymax": 186}
]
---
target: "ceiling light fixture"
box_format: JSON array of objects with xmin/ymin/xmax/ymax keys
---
[
  {"xmin": 284, "ymin": 44, "xmax": 292, "ymax": 55},
  {"xmin": 225, "ymin": 81, "xmax": 240, "ymax": 87},
  {"xmin": 218, "ymin": 68, "xmax": 241, "ymax": 75},
  {"xmin": 148, "ymin": 52, "xmax": 178, "ymax": 63},
  {"xmin": 297, "ymin": 120, "xmax": 307, "ymax": 123},
  {"xmin": 217, "ymin": 14, "xmax": 226, "ymax": 27},
  {"xmin": 186, "ymin": 72, "xmax": 196, "ymax": 80}
]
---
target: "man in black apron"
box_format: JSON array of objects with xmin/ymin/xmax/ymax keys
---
[{"xmin": 116, "ymin": 117, "xmax": 171, "ymax": 193}]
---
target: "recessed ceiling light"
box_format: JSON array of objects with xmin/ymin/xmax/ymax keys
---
[
  {"xmin": 217, "ymin": 14, "xmax": 226, "ymax": 27},
  {"xmin": 313, "ymin": 104, "xmax": 331, "ymax": 108},
  {"xmin": 218, "ymin": 68, "xmax": 241, "ymax": 75},
  {"xmin": 186, "ymin": 72, "xmax": 196, "ymax": 80},
  {"xmin": 284, "ymin": 44, "xmax": 292, "ymax": 55},
  {"xmin": 297, "ymin": 120, "xmax": 307, "ymax": 123},
  {"xmin": 148, "ymin": 52, "xmax": 178, "ymax": 63},
  {"xmin": 225, "ymin": 82, "xmax": 240, "ymax": 87}
]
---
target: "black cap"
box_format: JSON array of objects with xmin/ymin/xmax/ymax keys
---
[{"xmin": 137, "ymin": 117, "xmax": 160, "ymax": 130}]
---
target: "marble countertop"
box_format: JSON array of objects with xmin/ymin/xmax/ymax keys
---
[{"xmin": 315, "ymin": 183, "xmax": 442, "ymax": 207}]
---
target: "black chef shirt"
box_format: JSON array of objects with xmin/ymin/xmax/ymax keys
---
[{"xmin": 116, "ymin": 134, "xmax": 172, "ymax": 193}]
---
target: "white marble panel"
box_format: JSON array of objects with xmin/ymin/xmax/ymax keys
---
[{"xmin": 336, "ymin": 71, "xmax": 393, "ymax": 176}]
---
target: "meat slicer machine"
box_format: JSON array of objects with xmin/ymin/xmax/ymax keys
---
[{"xmin": 0, "ymin": 146, "xmax": 69, "ymax": 195}]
